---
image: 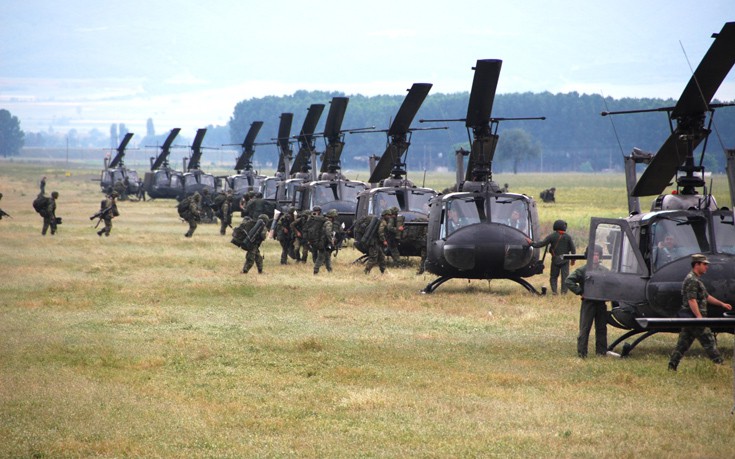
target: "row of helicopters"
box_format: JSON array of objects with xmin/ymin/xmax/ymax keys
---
[{"xmin": 99, "ymin": 22, "xmax": 735, "ymax": 355}]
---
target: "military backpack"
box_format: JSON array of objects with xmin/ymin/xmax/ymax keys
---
[
  {"xmin": 303, "ymin": 214, "xmax": 327, "ymax": 246},
  {"xmin": 32, "ymin": 194, "xmax": 50, "ymax": 215},
  {"xmin": 177, "ymin": 196, "xmax": 192, "ymax": 219}
]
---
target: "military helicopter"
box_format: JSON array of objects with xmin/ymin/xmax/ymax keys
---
[
  {"xmin": 181, "ymin": 128, "xmax": 217, "ymax": 199},
  {"xmin": 290, "ymin": 97, "xmax": 369, "ymax": 228},
  {"xmin": 419, "ymin": 59, "xmax": 546, "ymax": 294},
  {"xmin": 98, "ymin": 132, "xmax": 141, "ymax": 198},
  {"xmin": 221, "ymin": 121, "xmax": 267, "ymax": 201},
  {"xmin": 143, "ymin": 128, "xmax": 185, "ymax": 199},
  {"xmin": 260, "ymin": 113, "xmax": 297, "ymax": 206},
  {"xmin": 581, "ymin": 22, "xmax": 735, "ymax": 355},
  {"xmin": 352, "ymin": 83, "xmax": 440, "ymax": 260}
]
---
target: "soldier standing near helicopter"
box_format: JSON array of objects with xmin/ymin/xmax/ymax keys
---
[
  {"xmin": 313, "ymin": 209, "xmax": 338, "ymax": 274},
  {"xmin": 242, "ymin": 214, "xmax": 269, "ymax": 274},
  {"xmin": 276, "ymin": 207, "xmax": 296, "ymax": 264},
  {"xmin": 96, "ymin": 191, "xmax": 119, "ymax": 237},
  {"xmin": 364, "ymin": 210, "xmax": 389, "ymax": 274},
  {"xmin": 668, "ymin": 254, "xmax": 732, "ymax": 371},
  {"xmin": 528, "ymin": 219, "xmax": 575, "ymax": 294},
  {"xmin": 218, "ymin": 191, "xmax": 234, "ymax": 236}
]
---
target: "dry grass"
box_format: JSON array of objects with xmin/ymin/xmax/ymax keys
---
[{"xmin": 1, "ymin": 162, "xmax": 734, "ymax": 458}]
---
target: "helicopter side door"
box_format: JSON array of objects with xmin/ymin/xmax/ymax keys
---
[{"xmin": 584, "ymin": 218, "xmax": 649, "ymax": 303}]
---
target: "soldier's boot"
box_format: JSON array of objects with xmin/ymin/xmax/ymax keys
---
[
  {"xmin": 380, "ymin": 267, "xmax": 385, "ymax": 274},
  {"xmin": 185, "ymin": 231, "xmax": 192, "ymax": 238},
  {"xmin": 97, "ymin": 229, "xmax": 104, "ymax": 236},
  {"xmin": 256, "ymin": 257, "xmax": 263, "ymax": 274},
  {"xmin": 243, "ymin": 260, "xmax": 253, "ymax": 274},
  {"xmin": 668, "ymin": 351, "xmax": 682, "ymax": 371},
  {"xmin": 280, "ymin": 252, "xmax": 288, "ymax": 265}
]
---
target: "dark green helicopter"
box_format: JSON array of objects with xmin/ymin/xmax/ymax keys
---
[
  {"xmin": 143, "ymin": 128, "xmax": 185, "ymax": 200},
  {"xmin": 420, "ymin": 59, "xmax": 546, "ymax": 294},
  {"xmin": 289, "ymin": 97, "xmax": 371, "ymax": 229},
  {"xmin": 181, "ymin": 128, "xmax": 217, "ymax": 199},
  {"xmin": 352, "ymin": 84, "xmax": 441, "ymax": 263},
  {"xmin": 581, "ymin": 22, "xmax": 735, "ymax": 355},
  {"xmin": 221, "ymin": 121, "xmax": 268, "ymax": 202},
  {"xmin": 98, "ymin": 132, "xmax": 142, "ymax": 198},
  {"xmin": 261, "ymin": 113, "xmax": 295, "ymax": 204}
]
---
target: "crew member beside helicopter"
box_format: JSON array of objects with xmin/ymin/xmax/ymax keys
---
[
  {"xmin": 668, "ymin": 254, "xmax": 732, "ymax": 371},
  {"xmin": 527, "ymin": 220, "xmax": 575, "ymax": 294}
]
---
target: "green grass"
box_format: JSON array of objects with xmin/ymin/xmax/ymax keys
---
[{"xmin": 1, "ymin": 162, "xmax": 734, "ymax": 458}]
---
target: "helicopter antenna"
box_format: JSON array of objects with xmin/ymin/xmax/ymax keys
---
[{"xmin": 601, "ymin": 94, "xmax": 625, "ymax": 158}]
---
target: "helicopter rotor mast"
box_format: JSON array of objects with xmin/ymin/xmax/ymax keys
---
[
  {"xmin": 289, "ymin": 104, "xmax": 325, "ymax": 179},
  {"xmin": 108, "ymin": 132, "xmax": 135, "ymax": 169},
  {"xmin": 366, "ymin": 83, "xmax": 433, "ymax": 185},
  {"xmin": 149, "ymin": 128, "xmax": 181, "ymax": 171},
  {"xmin": 626, "ymin": 22, "xmax": 735, "ymax": 197}
]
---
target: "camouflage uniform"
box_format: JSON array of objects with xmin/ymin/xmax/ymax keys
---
[
  {"xmin": 184, "ymin": 193, "xmax": 202, "ymax": 238},
  {"xmin": 291, "ymin": 210, "xmax": 310, "ymax": 263},
  {"xmin": 364, "ymin": 211, "xmax": 389, "ymax": 274},
  {"xmin": 243, "ymin": 214, "xmax": 269, "ymax": 274},
  {"xmin": 531, "ymin": 225, "xmax": 575, "ymax": 294},
  {"xmin": 219, "ymin": 192, "xmax": 233, "ymax": 235},
  {"xmin": 276, "ymin": 207, "xmax": 296, "ymax": 264},
  {"xmin": 385, "ymin": 207, "xmax": 402, "ymax": 264},
  {"xmin": 668, "ymin": 270, "xmax": 723, "ymax": 370},
  {"xmin": 97, "ymin": 192, "xmax": 119, "ymax": 237},
  {"xmin": 113, "ymin": 180, "xmax": 127, "ymax": 201},
  {"xmin": 41, "ymin": 191, "xmax": 58, "ymax": 236},
  {"xmin": 566, "ymin": 258, "xmax": 609, "ymax": 358},
  {"xmin": 314, "ymin": 210, "xmax": 337, "ymax": 274}
]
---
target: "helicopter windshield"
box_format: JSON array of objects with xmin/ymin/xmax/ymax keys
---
[
  {"xmin": 200, "ymin": 174, "xmax": 215, "ymax": 188},
  {"xmin": 489, "ymin": 196, "xmax": 530, "ymax": 235},
  {"xmin": 441, "ymin": 198, "xmax": 482, "ymax": 237},
  {"xmin": 408, "ymin": 190, "xmax": 434, "ymax": 214},
  {"xmin": 651, "ymin": 216, "xmax": 711, "ymax": 269},
  {"xmin": 232, "ymin": 176, "xmax": 254, "ymax": 194},
  {"xmin": 370, "ymin": 192, "xmax": 400, "ymax": 216},
  {"xmin": 712, "ymin": 210, "xmax": 735, "ymax": 255},
  {"xmin": 262, "ymin": 178, "xmax": 278, "ymax": 199},
  {"xmin": 312, "ymin": 182, "xmax": 367, "ymax": 206}
]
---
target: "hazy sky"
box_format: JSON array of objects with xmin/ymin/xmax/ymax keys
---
[{"xmin": 1, "ymin": 0, "xmax": 733, "ymax": 136}]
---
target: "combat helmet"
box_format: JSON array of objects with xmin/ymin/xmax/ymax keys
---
[
  {"xmin": 326, "ymin": 209, "xmax": 338, "ymax": 218},
  {"xmin": 258, "ymin": 214, "xmax": 269, "ymax": 222},
  {"xmin": 553, "ymin": 219, "xmax": 567, "ymax": 231},
  {"xmin": 51, "ymin": 191, "xmax": 59, "ymax": 199},
  {"xmin": 192, "ymin": 192, "xmax": 201, "ymax": 202},
  {"xmin": 389, "ymin": 206, "xmax": 399, "ymax": 215},
  {"xmin": 381, "ymin": 209, "xmax": 392, "ymax": 217},
  {"xmin": 312, "ymin": 206, "xmax": 322, "ymax": 213}
]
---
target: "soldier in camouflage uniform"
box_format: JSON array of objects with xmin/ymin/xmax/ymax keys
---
[
  {"xmin": 290, "ymin": 209, "xmax": 310, "ymax": 263},
  {"xmin": 113, "ymin": 179, "xmax": 127, "ymax": 200},
  {"xmin": 668, "ymin": 254, "xmax": 732, "ymax": 371},
  {"xmin": 566, "ymin": 245, "xmax": 613, "ymax": 358},
  {"xmin": 219, "ymin": 190, "xmax": 234, "ymax": 236},
  {"xmin": 276, "ymin": 207, "xmax": 296, "ymax": 264},
  {"xmin": 364, "ymin": 209, "xmax": 389, "ymax": 274},
  {"xmin": 184, "ymin": 192, "xmax": 202, "ymax": 238},
  {"xmin": 242, "ymin": 214, "xmax": 269, "ymax": 274},
  {"xmin": 385, "ymin": 206, "xmax": 403, "ymax": 264},
  {"xmin": 314, "ymin": 209, "xmax": 338, "ymax": 274},
  {"xmin": 96, "ymin": 191, "xmax": 119, "ymax": 237},
  {"xmin": 529, "ymin": 219, "xmax": 576, "ymax": 294},
  {"xmin": 41, "ymin": 191, "xmax": 59, "ymax": 236}
]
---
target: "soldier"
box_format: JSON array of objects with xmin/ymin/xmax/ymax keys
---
[
  {"xmin": 668, "ymin": 254, "xmax": 733, "ymax": 371},
  {"xmin": 303, "ymin": 206, "xmax": 324, "ymax": 263},
  {"xmin": 0, "ymin": 192, "xmax": 9, "ymax": 220},
  {"xmin": 182, "ymin": 192, "xmax": 202, "ymax": 238},
  {"xmin": 528, "ymin": 219, "xmax": 576, "ymax": 294},
  {"xmin": 113, "ymin": 179, "xmax": 127, "ymax": 200},
  {"xmin": 566, "ymin": 245, "xmax": 617, "ymax": 358},
  {"xmin": 290, "ymin": 209, "xmax": 311, "ymax": 263},
  {"xmin": 276, "ymin": 207, "xmax": 296, "ymax": 264},
  {"xmin": 96, "ymin": 191, "xmax": 119, "ymax": 237},
  {"xmin": 219, "ymin": 190, "xmax": 234, "ymax": 236},
  {"xmin": 540, "ymin": 187, "xmax": 556, "ymax": 203},
  {"xmin": 41, "ymin": 191, "xmax": 59, "ymax": 236},
  {"xmin": 242, "ymin": 214, "xmax": 269, "ymax": 274},
  {"xmin": 314, "ymin": 209, "xmax": 338, "ymax": 274},
  {"xmin": 385, "ymin": 206, "xmax": 403, "ymax": 264},
  {"xmin": 364, "ymin": 209, "xmax": 389, "ymax": 274}
]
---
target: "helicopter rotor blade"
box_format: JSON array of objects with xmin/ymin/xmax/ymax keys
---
[
  {"xmin": 150, "ymin": 128, "xmax": 181, "ymax": 171},
  {"xmin": 321, "ymin": 97, "xmax": 350, "ymax": 173},
  {"xmin": 632, "ymin": 22, "xmax": 735, "ymax": 196},
  {"xmin": 109, "ymin": 133, "xmax": 135, "ymax": 169},
  {"xmin": 466, "ymin": 59, "xmax": 502, "ymax": 129},
  {"xmin": 368, "ymin": 143, "xmax": 405, "ymax": 184},
  {"xmin": 234, "ymin": 121, "xmax": 264, "ymax": 171},
  {"xmin": 290, "ymin": 105, "xmax": 325, "ymax": 176},
  {"xmin": 631, "ymin": 132, "xmax": 700, "ymax": 196},
  {"xmin": 672, "ymin": 21, "xmax": 735, "ymax": 118},
  {"xmin": 387, "ymin": 83, "xmax": 432, "ymax": 137},
  {"xmin": 277, "ymin": 113, "xmax": 293, "ymax": 174}
]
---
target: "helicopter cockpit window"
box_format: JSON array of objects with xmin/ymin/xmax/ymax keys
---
[
  {"xmin": 184, "ymin": 175, "xmax": 198, "ymax": 186},
  {"xmin": 262, "ymin": 179, "xmax": 277, "ymax": 199},
  {"xmin": 169, "ymin": 174, "xmax": 181, "ymax": 188},
  {"xmin": 490, "ymin": 198, "xmax": 530, "ymax": 235},
  {"xmin": 593, "ymin": 223, "xmax": 642, "ymax": 274},
  {"xmin": 372, "ymin": 192, "xmax": 400, "ymax": 216},
  {"xmin": 442, "ymin": 198, "xmax": 482, "ymax": 237},
  {"xmin": 232, "ymin": 176, "xmax": 250, "ymax": 194},
  {"xmin": 313, "ymin": 183, "xmax": 339, "ymax": 205},
  {"xmin": 113, "ymin": 170, "xmax": 125, "ymax": 183},
  {"xmin": 651, "ymin": 217, "xmax": 710, "ymax": 268},
  {"xmin": 201, "ymin": 175, "xmax": 215, "ymax": 188},
  {"xmin": 409, "ymin": 190, "xmax": 434, "ymax": 214},
  {"xmin": 712, "ymin": 210, "xmax": 735, "ymax": 255},
  {"xmin": 127, "ymin": 171, "xmax": 139, "ymax": 182},
  {"xmin": 341, "ymin": 182, "xmax": 367, "ymax": 202}
]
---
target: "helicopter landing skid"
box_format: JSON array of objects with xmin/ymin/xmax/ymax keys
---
[
  {"xmin": 608, "ymin": 329, "xmax": 667, "ymax": 356},
  {"xmin": 421, "ymin": 276, "xmax": 546, "ymax": 295}
]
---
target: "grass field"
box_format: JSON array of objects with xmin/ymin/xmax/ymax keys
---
[{"xmin": 2, "ymin": 161, "xmax": 734, "ymax": 457}]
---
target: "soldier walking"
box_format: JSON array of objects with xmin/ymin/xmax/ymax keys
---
[
  {"xmin": 96, "ymin": 191, "xmax": 119, "ymax": 236},
  {"xmin": 528, "ymin": 219, "xmax": 575, "ymax": 294},
  {"xmin": 314, "ymin": 209, "xmax": 338, "ymax": 274},
  {"xmin": 364, "ymin": 210, "xmax": 389, "ymax": 274},
  {"xmin": 276, "ymin": 207, "xmax": 296, "ymax": 264},
  {"xmin": 668, "ymin": 254, "xmax": 732, "ymax": 371},
  {"xmin": 219, "ymin": 191, "xmax": 234, "ymax": 236},
  {"xmin": 181, "ymin": 192, "xmax": 202, "ymax": 238},
  {"xmin": 242, "ymin": 214, "xmax": 269, "ymax": 274},
  {"xmin": 290, "ymin": 209, "xmax": 310, "ymax": 263}
]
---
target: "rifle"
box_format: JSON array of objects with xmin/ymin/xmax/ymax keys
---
[
  {"xmin": 0, "ymin": 208, "xmax": 11, "ymax": 219},
  {"xmin": 90, "ymin": 206, "xmax": 113, "ymax": 228}
]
